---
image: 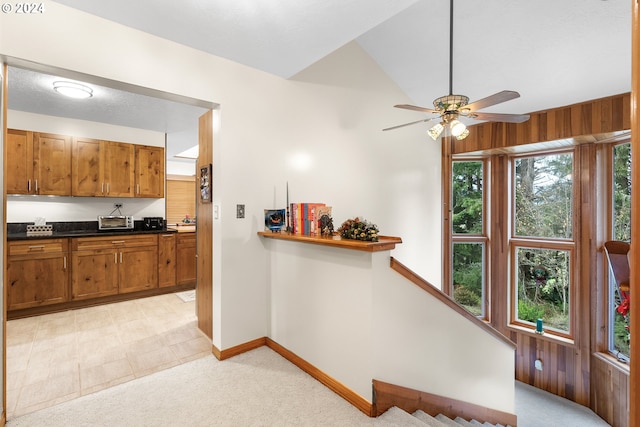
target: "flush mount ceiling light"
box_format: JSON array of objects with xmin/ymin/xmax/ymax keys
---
[{"xmin": 52, "ymin": 81, "xmax": 93, "ymax": 99}]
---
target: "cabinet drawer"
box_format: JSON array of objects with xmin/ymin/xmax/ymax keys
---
[
  {"xmin": 9, "ymin": 238, "xmax": 68, "ymax": 256},
  {"xmin": 73, "ymin": 234, "xmax": 158, "ymax": 251}
]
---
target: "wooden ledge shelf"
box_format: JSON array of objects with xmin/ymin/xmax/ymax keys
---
[{"xmin": 258, "ymin": 231, "xmax": 402, "ymax": 252}]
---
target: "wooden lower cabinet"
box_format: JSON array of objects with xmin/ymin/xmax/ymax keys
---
[
  {"xmin": 7, "ymin": 239, "xmax": 69, "ymax": 310},
  {"xmin": 158, "ymin": 233, "xmax": 177, "ymax": 287},
  {"xmin": 177, "ymin": 233, "xmax": 196, "ymax": 285},
  {"xmin": 71, "ymin": 234, "xmax": 158, "ymax": 300}
]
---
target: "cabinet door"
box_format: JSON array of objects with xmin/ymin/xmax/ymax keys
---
[
  {"xmin": 7, "ymin": 252, "xmax": 68, "ymax": 310},
  {"xmin": 33, "ymin": 132, "xmax": 72, "ymax": 195},
  {"xmin": 118, "ymin": 245, "xmax": 158, "ymax": 293},
  {"xmin": 104, "ymin": 141, "xmax": 135, "ymax": 197},
  {"xmin": 6, "ymin": 129, "xmax": 34, "ymax": 194},
  {"xmin": 177, "ymin": 233, "xmax": 196, "ymax": 285},
  {"xmin": 158, "ymin": 234, "xmax": 177, "ymax": 288},
  {"xmin": 71, "ymin": 250, "xmax": 119, "ymax": 300},
  {"xmin": 135, "ymin": 145, "xmax": 165, "ymax": 198},
  {"xmin": 72, "ymin": 137, "xmax": 104, "ymax": 196}
]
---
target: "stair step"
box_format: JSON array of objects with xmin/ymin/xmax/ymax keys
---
[
  {"xmin": 412, "ymin": 410, "xmax": 449, "ymax": 427},
  {"xmin": 435, "ymin": 414, "xmax": 464, "ymax": 427},
  {"xmin": 468, "ymin": 420, "xmax": 485, "ymax": 426},
  {"xmin": 378, "ymin": 406, "xmax": 430, "ymax": 426},
  {"xmin": 454, "ymin": 416, "xmax": 475, "ymax": 426}
]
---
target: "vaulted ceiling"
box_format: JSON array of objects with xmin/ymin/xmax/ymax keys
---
[{"xmin": 7, "ymin": 0, "xmax": 632, "ymax": 157}]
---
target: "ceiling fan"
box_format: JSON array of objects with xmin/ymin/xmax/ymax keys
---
[{"xmin": 383, "ymin": 0, "xmax": 530, "ymax": 140}]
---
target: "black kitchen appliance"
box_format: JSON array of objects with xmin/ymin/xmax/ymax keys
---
[{"xmin": 143, "ymin": 217, "xmax": 164, "ymax": 230}]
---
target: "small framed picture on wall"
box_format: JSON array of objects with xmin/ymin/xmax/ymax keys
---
[{"xmin": 200, "ymin": 164, "xmax": 212, "ymax": 203}]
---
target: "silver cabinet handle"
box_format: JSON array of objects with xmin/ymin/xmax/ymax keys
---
[
  {"xmin": 111, "ymin": 240, "xmax": 125, "ymax": 244},
  {"xmin": 101, "ymin": 182, "xmax": 104, "ymax": 194},
  {"xmin": 63, "ymin": 256, "xmax": 67, "ymax": 270},
  {"xmin": 28, "ymin": 179, "xmax": 31, "ymax": 192},
  {"xmin": 107, "ymin": 183, "xmax": 110, "ymax": 194},
  {"xmin": 120, "ymin": 252, "xmax": 123, "ymax": 263},
  {"xmin": 28, "ymin": 245, "xmax": 45, "ymax": 250},
  {"xmin": 34, "ymin": 179, "xmax": 38, "ymax": 192},
  {"xmin": 114, "ymin": 252, "xmax": 117, "ymax": 263}
]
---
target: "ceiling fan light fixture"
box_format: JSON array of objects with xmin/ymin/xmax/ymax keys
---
[
  {"xmin": 449, "ymin": 119, "xmax": 467, "ymax": 137},
  {"xmin": 53, "ymin": 81, "xmax": 93, "ymax": 99},
  {"xmin": 455, "ymin": 128, "xmax": 470, "ymax": 140},
  {"xmin": 427, "ymin": 122, "xmax": 444, "ymax": 140}
]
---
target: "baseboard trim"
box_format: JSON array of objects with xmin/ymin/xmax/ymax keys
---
[
  {"xmin": 373, "ymin": 379, "xmax": 517, "ymax": 426},
  {"xmin": 265, "ymin": 338, "xmax": 373, "ymax": 416},
  {"xmin": 212, "ymin": 337, "xmax": 267, "ymax": 361}
]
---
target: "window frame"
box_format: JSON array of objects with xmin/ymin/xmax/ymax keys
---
[
  {"xmin": 508, "ymin": 149, "xmax": 577, "ymax": 340},
  {"xmin": 449, "ymin": 158, "xmax": 489, "ymax": 320}
]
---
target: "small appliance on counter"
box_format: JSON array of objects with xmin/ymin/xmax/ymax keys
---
[
  {"xmin": 98, "ymin": 215, "xmax": 134, "ymax": 230},
  {"xmin": 143, "ymin": 217, "xmax": 164, "ymax": 230}
]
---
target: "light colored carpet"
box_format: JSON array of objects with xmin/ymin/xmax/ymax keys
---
[
  {"xmin": 6, "ymin": 346, "xmax": 611, "ymax": 427},
  {"xmin": 175, "ymin": 290, "xmax": 196, "ymax": 302}
]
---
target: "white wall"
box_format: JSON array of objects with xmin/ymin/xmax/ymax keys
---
[
  {"xmin": 6, "ymin": 110, "xmax": 166, "ymax": 223},
  {"xmin": 0, "ymin": 2, "xmax": 441, "ymax": 352},
  {"xmin": 266, "ymin": 239, "xmax": 514, "ymax": 413}
]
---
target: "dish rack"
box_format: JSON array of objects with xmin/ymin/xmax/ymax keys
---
[{"xmin": 26, "ymin": 224, "xmax": 53, "ymax": 236}]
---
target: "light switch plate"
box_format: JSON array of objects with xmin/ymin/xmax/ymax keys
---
[{"xmin": 236, "ymin": 204, "xmax": 245, "ymax": 219}]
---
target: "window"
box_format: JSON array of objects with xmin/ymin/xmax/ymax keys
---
[
  {"xmin": 511, "ymin": 152, "xmax": 574, "ymax": 336},
  {"xmin": 451, "ymin": 160, "xmax": 486, "ymax": 317},
  {"xmin": 609, "ymin": 142, "xmax": 631, "ymax": 360}
]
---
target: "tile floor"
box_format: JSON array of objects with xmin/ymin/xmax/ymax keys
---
[{"xmin": 6, "ymin": 292, "xmax": 211, "ymax": 419}]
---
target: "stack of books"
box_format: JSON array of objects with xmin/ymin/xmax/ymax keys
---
[{"xmin": 289, "ymin": 203, "xmax": 332, "ymax": 235}]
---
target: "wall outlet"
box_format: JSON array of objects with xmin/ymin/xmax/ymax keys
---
[
  {"xmin": 114, "ymin": 203, "xmax": 123, "ymax": 209},
  {"xmin": 236, "ymin": 204, "xmax": 245, "ymax": 219},
  {"xmin": 534, "ymin": 359, "xmax": 543, "ymax": 371}
]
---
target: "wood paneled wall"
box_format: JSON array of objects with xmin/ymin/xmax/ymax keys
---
[
  {"xmin": 452, "ymin": 93, "xmax": 631, "ymax": 155},
  {"xmin": 446, "ymin": 92, "xmax": 632, "ymax": 426}
]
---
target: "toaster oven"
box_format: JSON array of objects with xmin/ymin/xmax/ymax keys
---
[{"xmin": 97, "ymin": 215, "xmax": 134, "ymax": 230}]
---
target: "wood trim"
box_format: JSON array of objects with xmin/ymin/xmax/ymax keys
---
[
  {"xmin": 196, "ymin": 110, "xmax": 213, "ymax": 339},
  {"xmin": 390, "ymin": 257, "xmax": 516, "ymax": 350},
  {"xmin": 630, "ymin": 2, "xmax": 639, "ymax": 426},
  {"xmin": 372, "ymin": 379, "xmax": 518, "ymax": 426},
  {"xmin": 257, "ymin": 232, "xmax": 402, "ymax": 252},
  {"xmin": 2, "ymin": 62, "xmax": 8, "ymax": 427},
  {"xmin": 212, "ymin": 337, "xmax": 267, "ymax": 361},
  {"xmin": 265, "ymin": 338, "xmax": 373, "ymax": 416}
]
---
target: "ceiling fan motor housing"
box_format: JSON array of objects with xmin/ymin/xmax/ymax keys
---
[{"xmin": 433, "ymin": 94, "xmax": 469, "ymax": 112}]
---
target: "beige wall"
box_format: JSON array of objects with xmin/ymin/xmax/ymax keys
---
[{"xmin": 0, "ymin": 1, "xmax": 442, "ymax": 379}]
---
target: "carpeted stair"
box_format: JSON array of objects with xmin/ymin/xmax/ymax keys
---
[{"xmin": 376, "ymin": 406, "xmax": 513, "ymax": 427}]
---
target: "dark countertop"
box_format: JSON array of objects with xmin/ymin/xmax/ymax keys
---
[{"xmin": 7, "ymin": 221, "xmax": 176, "ymax": 241}]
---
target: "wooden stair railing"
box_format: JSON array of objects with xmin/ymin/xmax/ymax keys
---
[{"xmin": 373, "ymin": 379, "xmax": 518, "ymax": 426}]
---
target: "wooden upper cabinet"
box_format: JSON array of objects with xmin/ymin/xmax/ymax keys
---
[
  {"xmin": 72, "ymin": 137, "xmax": 103, "ymax": 196},
  {"xmin": 6, "ymin": 129, "xmax": 71, "ymax": 195},
  {"xmin": 6, "ymin": 129, "xmax": 34, "ymax": 194},
  {"xmin": 72, "ymin": 139, "xmax": 135, "ymax": 197},
  {"xmin": 11, "ymin": 128, "xmax": 163, "ymax": 198},
  {"xmin": 105, "ymin": 141, "xmax": 135, "ymax": 197},
  {"xmin": 135, "ymin": 145, "xmax": 165, "ymax": 198}
]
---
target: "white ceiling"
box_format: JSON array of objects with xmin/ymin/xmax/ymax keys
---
[{"xmin": 7, "ymin": 0, "xmax": 632, "ymax": 156}]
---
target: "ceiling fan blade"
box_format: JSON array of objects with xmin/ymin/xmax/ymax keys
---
[
  {"xmin": 383, "ymin": 117, "xmax": 439, "ymax": 131},
  {"xmin": 471, "ymin": 112, "xmax": 530, "ymax": 123},
  {"xmin": 465, "ymin": 90, "xmax": 521, "ymax": 112},
  {"xmin": 394, "ymin": 104, "xmax": 439, "ymax": 114}
]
